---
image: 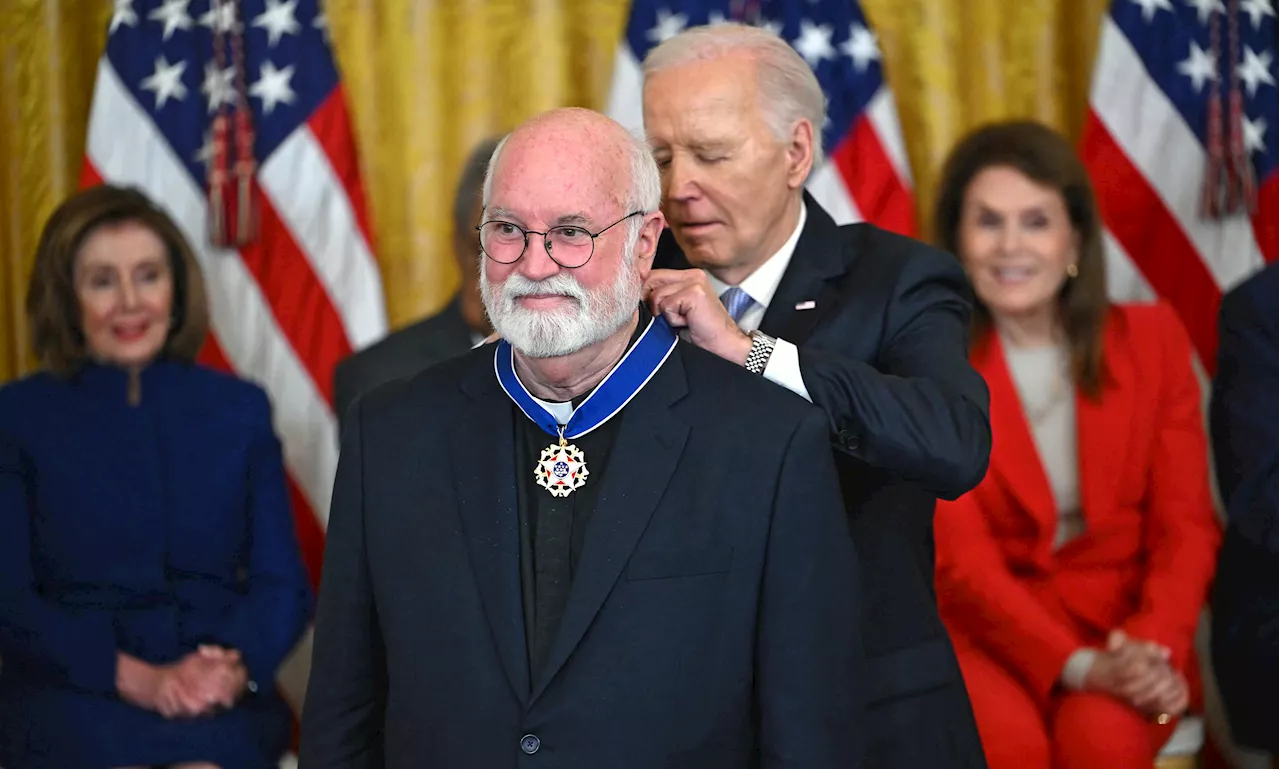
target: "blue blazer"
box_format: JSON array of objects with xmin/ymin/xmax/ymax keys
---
[
  {"xmin": 299, "ymin": 339, "xmax": 863, "ymax": 769},
  {"xmin": 0, "ymin": 360, "xmax": 313, "ymax": 769},
  {"xmin": 1209, "ymin": 262, "xmax": 1278, "ymax": 753}
]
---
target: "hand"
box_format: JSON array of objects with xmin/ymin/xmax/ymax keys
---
[
  {"xmin": 1083, "ymin": 630, "xmax": 1188, "ymax": 720},
  {"xmin": 177, "ymin": 645, "xmax": 249, "ymax": 711},
  {"xmin": 1105, "ymin": 630, "xmax": 1188, "ymax": 720},
  {"xmin": 116, "ymin": 652, "xmax": 207, "ymax": 719},
  {"xmin": 644, "ymin": 270, "xmax": 753, "ymax": 365}
]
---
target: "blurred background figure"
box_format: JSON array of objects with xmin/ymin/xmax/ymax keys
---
[
  {"xmin": 331, "ymin": 136, "xmax": 502, "ymax": 426},
  {"xmin": 0, "ymin": 1, "xmax": 1274, "ymax": 767},
  {"xmin": 1209, "ymin": 262, "xmax": 1278, "ymax": 765},
  {"xmin": 930, "ymin": 121, "xmax": 1223, "ymax": 769},
  {"xmin": 0, "ymin": 185, "xmax": 313, "ymax": 769}
]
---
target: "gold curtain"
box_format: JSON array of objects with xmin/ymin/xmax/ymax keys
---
[{"xmin": 0, "ymin": 0, "xmax": 1110, "ymax": 384}]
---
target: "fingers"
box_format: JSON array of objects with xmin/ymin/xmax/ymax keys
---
[
  {"xmin": 1115, "ymin": 665, "xmax": 1164, "ymax": 702},
  {"xmin": 1128, "ymin": 668, "xmax": 1180, "ymax": 712},
  {"xmin": 157, "ymin": 671, "xmax": 209, "ymax": 719},
  {"xmin": 647, "ymin": 284, "xmax": 703, "ymax": 328},
  {"xmin": 1152, "ymin": 673, "xmax": 1190, "ymax": 719},
  {"xmin": 643, "ymin": 269, "xmax": 701, "ymax": 291}
]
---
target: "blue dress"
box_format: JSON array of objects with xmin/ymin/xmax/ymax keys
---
[{"xmin": 0, "ymin": 360, "xmax": 314, "ymax": 769}]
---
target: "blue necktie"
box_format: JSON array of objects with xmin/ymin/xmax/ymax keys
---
[{"xmin": 720, "ymin": 286, "xmax": 755, "ymax": 326}]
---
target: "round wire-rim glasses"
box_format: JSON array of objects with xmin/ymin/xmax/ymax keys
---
[{"xmin": 477, "ymin": 210, "xmax": 645, "ymax": 269}]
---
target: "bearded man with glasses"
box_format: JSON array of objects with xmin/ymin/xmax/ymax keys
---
[{"xmin": 300, "ymin": 107, "xmax": 864, "ymax": 769}]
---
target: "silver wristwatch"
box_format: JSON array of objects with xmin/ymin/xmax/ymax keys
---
[{"xmin": 745, "ymin": 330, "xmax": 777, "ymax": 375}]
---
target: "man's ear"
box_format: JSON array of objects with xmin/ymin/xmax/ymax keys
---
[
  {"xmin": 785, "ymin": 119, "xmax": 816, "ymax": 190},
  {"xmin": 633, "ymin": 211, "xmax": 667, "ymax": 281}
]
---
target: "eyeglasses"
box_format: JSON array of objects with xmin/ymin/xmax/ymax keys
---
[{"xmin": 477, "ymin": 211, "xmax": 645, "ymax": 269}]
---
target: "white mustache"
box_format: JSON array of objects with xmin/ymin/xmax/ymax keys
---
[{"xmin": 499, "ymin": 273, "xmax": 588, "ymax": 306}]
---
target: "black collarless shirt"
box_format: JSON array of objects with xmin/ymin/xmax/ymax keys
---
[{"xmin": 510, "ymin": 308, "xmax": 650, "ymax": 684}]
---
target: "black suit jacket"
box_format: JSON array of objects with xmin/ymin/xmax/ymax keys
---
[
  {"xmin": 331, "ymin": 296, "xmax": 474, "ymax": 425},
  {"xmin": 1209, "ymin": 262, "xmax": 1278, "ymax": 752},
  {"xmin": 656, "ymin": 195, "xmax": 991, "ymax": 767},
  {"xmin": 299, "ymin": 338, "xmax": 863, "ymax": 769}
]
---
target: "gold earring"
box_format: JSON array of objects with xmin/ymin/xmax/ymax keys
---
[{"xmin": 1066, "ymin": 263, "xmax": 1079, "ymax": 278}]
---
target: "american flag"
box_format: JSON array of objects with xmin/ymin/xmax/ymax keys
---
[
  {"xmin": 1082, "ymin": 0, "xmax": 1277, "ymax": 371},
  {"xmin": 605, "ymin": 0, "xmax": 915, "ymax": 236},
  {"xmin": 80, "ymin": 0, "xmax": 385, "ymax": 675}
]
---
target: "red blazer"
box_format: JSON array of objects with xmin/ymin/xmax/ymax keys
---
[{"xmin": 935, "ymin": 302, "xmax": 1222, "ymax": 700}]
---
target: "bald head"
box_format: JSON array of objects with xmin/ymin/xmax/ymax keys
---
[{"xmin": 482, "ymin": 108, "xmax": 662, "ymax": 223}]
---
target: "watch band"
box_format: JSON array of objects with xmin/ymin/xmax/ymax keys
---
[{"xmin": 745, "ymin": 330, "xmax": 777, "ymax": 375}]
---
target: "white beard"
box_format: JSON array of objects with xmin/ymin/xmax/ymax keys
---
[{"xmin": 480, "ymin": 242, "xmax": 641, "ymax": 359}]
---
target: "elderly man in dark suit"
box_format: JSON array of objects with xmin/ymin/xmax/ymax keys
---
[
  {"xmin": 1209, "ymin": 262, "xmax": 1278, "ymax": 759},
  {"xmin": 640, "ymin": 23, "xmax": 991, "ymax": 769},
  {"xmin": 298, "ymin": 107, "xmax": 863, "ymax": 769},
  {"xmin": 331, "ymin": 137, "xmax": 500, "ymax": 424}
]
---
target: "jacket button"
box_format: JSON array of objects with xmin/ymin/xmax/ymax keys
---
[
  {"xmin": 839, "ymin": 429, "xmax": 859, "ymax": 450},
  {"xmin": 520, "ymin": 734, "xmax": 540, "ymax": 755}
]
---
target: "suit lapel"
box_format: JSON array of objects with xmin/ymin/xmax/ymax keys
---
[
  {"xmin": 529, "ymin": 351, "xmax": 691, "ymax": 703},
  {"xmin": 451, "ymin": 354, "xmax": 530, "ymax": 701},
  {"xmin": 758, "ymin": 194, "xmax": 847, "ymax": 344},
  {"xmin": 1074, "ymin": 315, "xmax": 1133, "ymax": 528},
  {"xmin": 976, "ymin": 336, "xmax": 1058, "ymax": 536}
]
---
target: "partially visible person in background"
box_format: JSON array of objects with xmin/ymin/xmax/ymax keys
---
[
  {"xmin": 1209, "ymin": 262, "xmax": 1278, "ymax": 763},
  {"xmin": 0, "ymin": 185, "xmax": 313, "ymax": 769},
  {"xmin": 930, "ymin": 121, "xmax": 1222, "ymax": 769},
  {"xmin": 332, "ymin": 137, "xmax": 501, "ymax": 425}
]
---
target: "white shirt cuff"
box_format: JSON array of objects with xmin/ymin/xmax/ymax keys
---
[
  {"xmin": 1061, "ymin": 648, "xmax": 1098, "ymax": 691},
  {"xmin": 761, "ymin": 338, "xmax": 812, "ymax": 402}
]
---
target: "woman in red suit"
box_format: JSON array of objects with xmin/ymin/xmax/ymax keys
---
[{"xmin": 930, "ymin": 121, "xmax": 1222, "ymax": 769}]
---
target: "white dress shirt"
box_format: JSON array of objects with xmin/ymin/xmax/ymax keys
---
[{"xmin": 704, "ymin": 203, "xmax": 813, "ymax": 402}]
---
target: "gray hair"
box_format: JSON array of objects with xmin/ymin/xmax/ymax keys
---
[
  {"xmin": 642, "ymin": 22, "xmax": 827, "ymax": 161},
  {"xmin": 481, "ymin": 121, "xmax": 662, "ymax": 243},
  {"xmin": 453, "ymin": 136, "xmax": 503, "ymax": 240}
]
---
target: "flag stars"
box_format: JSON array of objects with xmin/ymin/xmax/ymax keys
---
[
  {"xmin": 842, "ymin": 23, "xmax": 881, "ymax": 72},
  {"xmin": 313, "ymin": 8, "xmax": 332, "ymax": 44},
  {"xmin": 148, "ymin": 0, "xmax": 193, "ymax": 41},
  {"xmin": 1241, "ymin": 0, "xmax": 1275, "ymax": 30},
  {"xmin": 1243, "ymin": 115, "xmax": 1268, "ymax": 155},
  {"xmin": 793, "ymin": 20, "xmax": 836, "ymax": 66},
  {"xmin": 250, "ymin": 60, "xmax": 297, "ymax": 115},
  {"xmin": 1131, "ymin": 0, "xmax": 1174, "ymax": 22},
  {"xmin": 194, "ymin": 129, "xmax": 215, "ymax": 169},
  {"xmin": 647, "ymin": 10, "xmax": 687, "ymax": 44},
  {"xmin": 203, "ymin": 60, "xmax": 236, "ymax": 112},
  {"xmin": 253, "ymin": 0, "xmax": 301, "ymax": 48},
  {"xmin": 200, "ymin": 0, "xmax": 241, "ymax": 34},
  {"xmin": 1236, "ymin": 46, "xmax": 1276, "ymax": 97},
  {"xmin": 141, "ymin": 56, "xmax": 189, "ymax": 109},
  {"xmin": 1177, "ymin": 40, "xmax": 1217, "ymax": 92},
  {"xmin": 757, "ymin": 18, "xmax": 783, "ymax": 38},
  {"xmin": 1184, "ymin": 0, "xmax": 1224, "ymax": 24},
  {"xmin": 110, "ymin": 0, "xmax": 137, "ymax": 34}
]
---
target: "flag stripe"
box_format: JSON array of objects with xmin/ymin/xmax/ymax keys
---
[
  {"xmin": 261, "ymin": 115, "xmax": 385, "ymax": 352},
  {"xmin": 865, "ymin": 89, "xmax": 913, "ymax": 186},
  {"xmin": 833, "ymin": 107, "xmax": 915, "ymax": 236},
  {"xmin": 84, "ymin": 57, "xmax": 340, "ymax": 528},
  {"xmin": 307, "ymin": 86, "xmax": 379, "ymax": 258},
  {"xmin": 1083, "ymin": 111, "xmax": 1224, "ymax": 367},
  {"xmin": 239, "ymin": 184, "xmax": 354, "ymax": 407},
  {"xmin": 1089, "ymin": 17, "xmax": 1266, "ymax": 293}
]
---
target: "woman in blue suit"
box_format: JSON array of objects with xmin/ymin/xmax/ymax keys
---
[{"xmin": 0, "ymin": 185, "xmax": 313, "ymax": 769}]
